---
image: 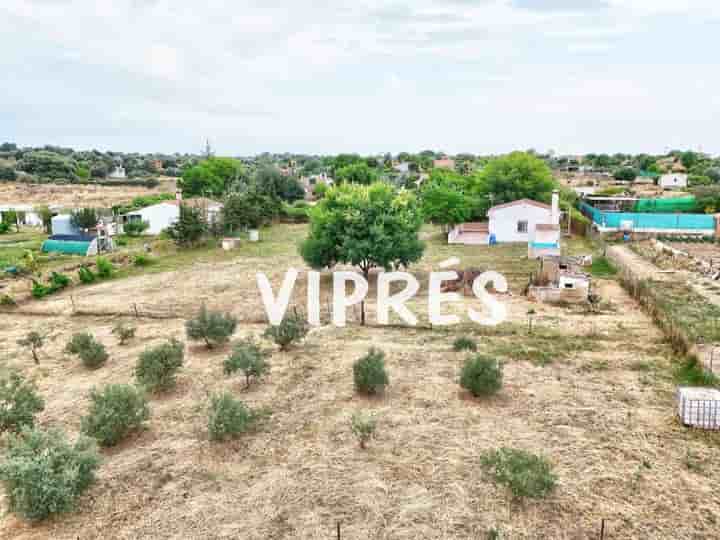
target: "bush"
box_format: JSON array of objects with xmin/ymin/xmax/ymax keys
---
[
  {"xmin": 0, "ymin": 222, "xmax": 9, "ymax": 234},
  {"xmin": 80, "ymin": 384, "xmax": 149, "ymax": 447},
  {"xmin": 453, "ymin": 336, "xmax": 477, "ymax": 352},
  {"xmin": 78, "ymin": 266, "xmax": 96, "ymax": 284},
  {"xmin": 207, "ymin": 392, "xmax": 258, "ymax": 441},
  {"xmin": 224, "ymin": 339, "xmax": 270, "ymax": 387},
  {"xmin": 31, "ymin": 271, "xmax": 71, "ymax": 298},
  {"xmin": 353, "ymin": 348, "xmax": 389, "ymax": 395},
  {"xmin": 263, "ymin": 311, "xmax": 309, "ymax": 351},
  {"xmin": 0, "ymin": 294, "xmax": 16, "ymax": 307},
  {"xmin": 95, "ymin": 257, "xmax": 114, "ymax": 279},
  {"xmin": 0, "ymin": 372, "xmax": 45, "ymax": 433},
  {"xmin": 460, "ymin": 355, "xmax": 503, "ymax": 397},
  {"xmin": 135, "ymin": 339, "xmax": 184, "ymax": 392},
  {"xmin": 123, "ymin": 220, "xmax": 149, "ymax": 237},
  {"xmin": 112, "ymin": 322, "xmax": 136, "ymax": 345},
  {"xmin": 186, "ymin": 305, "xmax": 237, "ymax": 349},
  {"xmin": 0, "ymin": 427, "xmax": 100, "ymax": 521},
  {"xmin": 480, "ymin": 447, "xmax": 557, "ymax": 501},
  {"xmin": 133, "ymin": 254, "xmax": 153, "ymax": 267},
  {"xmin": 65, "ymin": 332, "xmax": 108, "ymax": 369},
  {"xmin": 350, "ymin": 411, "xmax": 377, "ymax": 449}
]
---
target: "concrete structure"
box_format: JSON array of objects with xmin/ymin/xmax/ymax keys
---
[
  {"xmin": 393, "ymin": 162, "xmax": 411, "ymax": 174},
  {"xmin": 528, "ymin": 223, "xmax": 561, "ymax": 258},
  {"xmin": 528, "ymin": 255, "xmax": 591, "ymax": 304},
  {"xmin": 659, "ymin": 173, "xmax": 688, "ymax": 190},
  {"xmin": 109, "ymin": 165, "xmax": 126, "ymax": 179},
  {"xmin": 433, "ymin": 158, "xmax": 455, "ymax": 170},
  {"xmin": 448, "ymin": 222, "xmax": 488, "ymax": 245},
  {"xmin": 120, "ymin": 197, "xmax": 223, "ymax": 235},
  {"xmin": 677, "ymin": 387, "xmax": 720, "ymax": 430}
]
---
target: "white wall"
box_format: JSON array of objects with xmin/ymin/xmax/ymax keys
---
[
  {"xmin": 489, "ymin": 203, "xmax": 554, "ymax": 243},
  {"xmin": 126, "ymin": 203, "xmax": 179, "ymax": 235},
  {"xmin": 659, "ymin": 174, "xmax": 688, "ymax": 188}
]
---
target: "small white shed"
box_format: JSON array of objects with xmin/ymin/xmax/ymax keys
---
[
  {"xmin": 659, "ymin": 173, "xmax": 688, "ymax": 190},
  {"xmin": 677, "ymin": 387, "xmax": 720, "ymax": 429}
]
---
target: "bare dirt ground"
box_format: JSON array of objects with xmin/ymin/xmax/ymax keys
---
[
  {"xmin": 0, "ymin": 179, "xmax": 177, "ymax": 208},
  {"xmin": 1, "ymin": 229, "xmax": 719, "ymax": 539}
]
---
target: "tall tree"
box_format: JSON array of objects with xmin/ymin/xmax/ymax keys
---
[
  {"xmin": 165, "ymin": 205, "xmax": 207, "ymax": 247},
  {"xmin": 473, "ymin": 152, "xmax": 557, "ymax": 214},
  {"xmin": 179, "ymin": 157, "xmax": 245, "ymax": 198},
  {"xmin": 300, "ymin": 183, "xmax": 425, "ymax": 325}
]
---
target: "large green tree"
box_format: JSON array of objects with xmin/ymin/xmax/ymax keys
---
[
  {"xmin": 335, "ymin": 162, "xmax": 378, "ymax": 185},
  {"xmin": 420, "ymin": 169, "xmax": 477, "ymax": 234},
  {"xmin": 253, "ymin": 166, "xmax": 305, "ymax": 201},
  {"xmin": 300, "ymin": 183, "xmax": 425, "ymax": 324},
  {"xmin": 178, "ymin": 157, "xmax": 245, "ymax": 198},
  {"xmin": 474, "ymin": 152, "xmax": 557, "ymax": 214}
]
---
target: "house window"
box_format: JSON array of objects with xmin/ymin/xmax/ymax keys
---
[
  {"xmin": 564, "ymin": 282, "xmax": 575, "ymax": 289},
  {"xmin": 517, "ymin": 220, "xmax": 528, "ymax": 233}
]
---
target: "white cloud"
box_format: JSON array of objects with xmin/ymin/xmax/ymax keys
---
[{"xmin": 1, "ymin": 0, "xmax": 719, "ymax": 154}]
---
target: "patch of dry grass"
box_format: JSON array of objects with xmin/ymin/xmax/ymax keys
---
[{"xmin": 0, "ymin": 226, "xmax": 719, "ymax": 539}]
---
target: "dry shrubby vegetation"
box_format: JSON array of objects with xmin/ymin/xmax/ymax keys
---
[{"xmin": 0, "ymin": 224, "xmax": 719, "ymax": 539}]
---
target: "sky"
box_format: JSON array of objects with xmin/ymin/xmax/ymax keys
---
[{"xmin": 2, "ymin": 0, "xmax": 719, "ymax": 156}]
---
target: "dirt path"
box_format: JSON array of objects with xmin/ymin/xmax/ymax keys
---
[{"xmin": 605, "ymin": 245, "xmax": 678, "ymax": 282}]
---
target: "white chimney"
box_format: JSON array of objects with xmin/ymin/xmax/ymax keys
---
[{"xmin": 551, "ymin": 190, "xmax": 560, "ymax": 224}]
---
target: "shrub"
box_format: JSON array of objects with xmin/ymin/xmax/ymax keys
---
[
  {"xmin": 31, "ymin": 272, "xmax": 71, "ymax": 298},
  {"xmin": 460, "ymin": 355, "xmax": 503, "ymax": 397},
  {"xmin": 65, "ymin": 332, "xmax": 108, "ymax": 369},
  {"xmin": 353, "ymin": 348, "xmax": 389, "ymax": 395},
  {"xmin": 0, "ymin": 427, "xmax": 100, "ymax": 521},
  {"xmin": 453, "ymin": 336, "xmax": 477, "ymax": 352},
  {"xmin": 78, "ymin": 266, "xmax": 96, "ymax": 284},
  {"xmin": 186, "ymin": 305, "xmax": 237, "ymax": 349},
  {"xmin": 80, "ymin": 384, "xmax": 149, "ymax": 447},
  {"xmin": 263, "ymin": 311, "xmax": 309, "ymax": 351},
  {"xmin": 135, "ymin": 339, "xmax": 184, "ymax": 392},
  {"xmin": 16, "ymin": 331, "xmax": 44, "ymax": 364},
  {"xmin": 0, "ymin": 293, "xmax": 16, "ymax": 307},
  {"xmin": 96, "ymin": 257, "xmax": 114, "ymax": 279},
  {"xmin": 207, "ymin": 392, "xmax": 258, "ymax": 441},
  {"xmin": 480, "ymin": 447, "xmax": 557, "ymax": 501},
  {"xmin": 0, "ymin": 222, "xmax": 9, "ymax": 234},
  {"xmin": 123, "ymin": 220, "xmax": 149, "ymax": 237},
  {"xmin": 224, "ymin": 339, "xmax": 270, "ymax": 387},
  {"xmin": 112, "ymin": 322, "xmax": 136, "ymax": 345},
  {"xmin": 133, "ymin": 254, "xmax": 153, "ymax": 267},
  {"xmin": 0, "ymin": 372, "xmax": 45, "ymax": 433},
  {"xmin": 65, "ymin": 332, "xmax": 92, "ymax": 355},
  {"xmin": 350, "ymin": 411, "xmax": 377, "ymax": 449}
]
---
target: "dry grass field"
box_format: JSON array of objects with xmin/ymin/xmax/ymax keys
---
[
  {"xmin": 1, "ymin": 225, "xmax": 719, "ymax": 539},
  {"xmin": 0, "ymin": 179, "xmax": 176, "ymax": 208}
]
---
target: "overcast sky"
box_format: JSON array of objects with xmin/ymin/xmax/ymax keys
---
[{"xmin": 2, "ymin": 0, "xmax": 719, "ymax": 156}]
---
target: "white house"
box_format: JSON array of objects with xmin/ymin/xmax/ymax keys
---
[
  {"xmin": 449, "ymin": 191, "xmax": 561, "ymax": 246},
  {"xmin": 487, "ymin": 191, "xmax": 560, "ymax": 243},
  {"xmin": 0, "ymin": 204, "xmax": 48, "ymax": 227},
  {"xmin": 109, "ymin": 165, "xmax": 126, "ymax": 179},
  {"xmin": 120, "ymin": 197, "xmax": 223, "ymax": 235},
  {"xmin": 659, "ymin": 173, "xmax": 688, "ymax": 190}
]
